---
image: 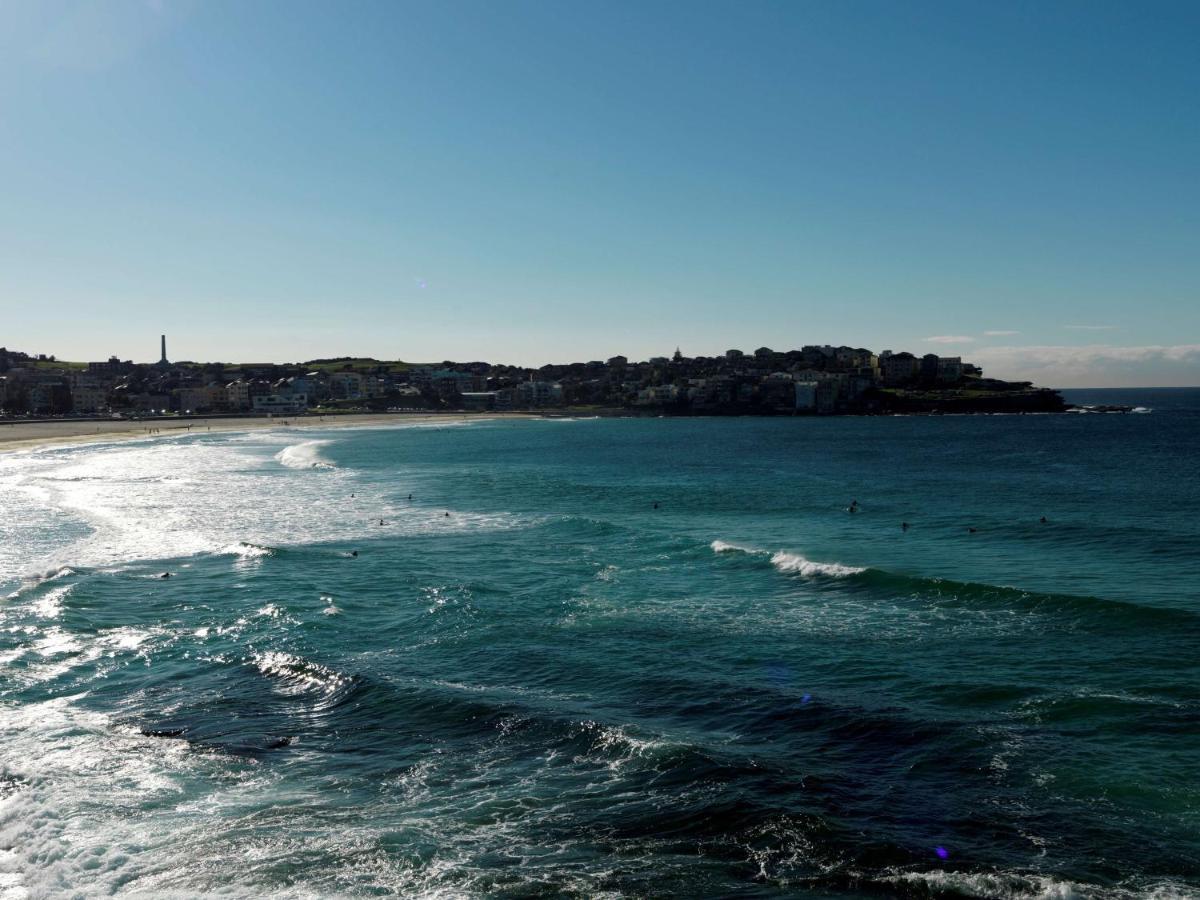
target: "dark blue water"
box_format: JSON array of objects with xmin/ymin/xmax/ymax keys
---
[{"xmin": 2, "ymin": 390, "xmax": 1198, "ymax": 897}]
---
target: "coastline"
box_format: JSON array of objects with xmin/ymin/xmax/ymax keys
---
[{"xmin": 0, "ymin": 411, "xmax": 539, "ymax": 455}]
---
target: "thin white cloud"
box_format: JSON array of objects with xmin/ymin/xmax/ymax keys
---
[
  {"xmin": 970, "ymin": 344, "xmax": 1200, "ymax": 388},
  {"xmin": 923, "ymin": 335, "xmax": 976, "ymax": 344},
  {"xmin": 1064, "ymin": 325, "xmax": 1116, "ymax": 331},
  {"xmin": 983, "ymin": 330, "xmax": 1020, "ymax": 336}
]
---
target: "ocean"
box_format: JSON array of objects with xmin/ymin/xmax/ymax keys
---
[{"xmin": 2, "ymin": 388, "xmax": 1198, "ymax": 899}]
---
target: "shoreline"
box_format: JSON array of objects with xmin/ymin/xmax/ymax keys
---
[{"xmin": 0, "ymin": 411, "xmax": 540, "ymax": 455}]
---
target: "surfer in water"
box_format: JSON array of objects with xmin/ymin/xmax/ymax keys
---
[
  {"xmin": 1040, "ymin": 516, "xmax": 1048, "ymax": 524},
  {"xmin": 901, "ymin": 522, "xmax": 909, "ymax": 531}
]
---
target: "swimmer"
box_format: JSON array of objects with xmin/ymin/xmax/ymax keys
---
[
  {"xmin": 901, "ymin": 521, "xmax": 909, "ymax": 531},
  {"xmin": 1040, "ymin": 516, "xmax": 1047, "ymax": 524},
  {"xmin": 653, "ymin": 502, "xmax": 659, "ymax": 509},
  {"xmin": 444, "ymin": 512, "xmax": 450, "ymax": 518},
  {"xmin": 350, "ymin": 550, "xmax": 358, "ymax": 557},
  {"xmin": 968, "ymin": 527, "xmax": 977, "ymax": 533},
  {"xmin": 159, "ymin": 572, "xmax": 171, "ymax": 579},
  {"xmin": 379, "ymin": 519, "xmax": 385, "ymax": 526}
]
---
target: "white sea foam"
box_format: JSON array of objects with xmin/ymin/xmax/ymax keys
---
[
  {"xmin": 29, "ymin": 585, "xmax": 73, "ymax": 620},
  {"xmin": 769, "ymin": 551, "xmax": 865, "ymax": 578},
  {"xmin": 274, "ymin": 440, "xmax": 336, "ymax": 470},
  {"xmin": 575, "ymin": 720, "xmax": 673, "ymax": 772},
  {"xmin": 710, "ymin": 540, "xmax": 760, "ymax": 554},
  {"xmin": 882, "ymin": 869, "xmax": 1084, "ymax": 899},
  {"xmin": 252, "ymin": 651, "xmax": 351, "ymax": 696},
  {"xmin": 0, "ymin": 431, "xmax": 528, "ymax": 586},
  {"xmin": 221, "ymin": 542, "xmax": 274, "ymax": 560},
  {"xmin": 710, "ymin": 540, "xmax": 864, "ymax": 578}
]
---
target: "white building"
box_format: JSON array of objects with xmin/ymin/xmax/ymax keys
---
[
  {"xmin": 226, "ymin": 380, "xmax": 251, "ymax": 410},
  {"xmin": 252, "ymin": 393, "xmax": 308, "ymax": 415}
]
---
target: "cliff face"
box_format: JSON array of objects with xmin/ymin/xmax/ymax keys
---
[{"xmin": 875, "ymin": 387, "xmax": 1067, "ymax": 414}]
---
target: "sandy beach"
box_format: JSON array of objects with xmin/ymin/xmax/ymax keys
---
[{"xmin": 0, "ymin": 412, "xmax": 534, "ymax": 454}]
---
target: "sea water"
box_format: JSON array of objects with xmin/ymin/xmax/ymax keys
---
[{"xmin": 1, "ymin": 389, "xmax": 1198, "ymax": 898}]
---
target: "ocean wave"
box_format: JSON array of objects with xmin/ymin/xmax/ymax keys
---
[
  {"xmin": 30, "ymin": 584, "xmax": 74, "ymax": 619},
  {"xmin": 252, "ymin": 651, "xmax": 354, "ymax": 697},
  {"xmin": 5, "ymin": 567, "xmax": 79, "ymax": 600},
  {"xmin": 574, "ymin": 720, "xmax": 675, "ymax": 770},
  {"xmin": 219, "ymin": 541, "xmax": 276, "ymax": 560},
  {"xmin": 709, "ymin": 540, "xmax": 864, "ymax": 578},
  {"xmin": 708, "ymin": 539, "xmax": 1198, "ymax": 625},
  {"xmin": 873, "ymin": 868, "xmax": 1196, "ymax": 899},
  {"xmin": 710, "ymin": 539, "xmax": 760, "ymax": 554},
  {"xmin": 881, "ymin": 869, "xmax": 1085, "ymax": 899},
  {"xmin": 274, "ymin": 440, "xmax": 337, "ymax": 470},
  {"xmin": 770, "ymin": 551, "xmax": 866, "ymax": 578}
]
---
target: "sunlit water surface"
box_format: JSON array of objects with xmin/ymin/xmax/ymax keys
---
[{"xmin": 2, "ymin": 390, "xmax": 1198, "ymax": 898}]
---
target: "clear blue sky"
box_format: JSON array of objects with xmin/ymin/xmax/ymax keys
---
[{"xmin": 1, "ymin": 0, "xmax": 1197, "ymax": 386}]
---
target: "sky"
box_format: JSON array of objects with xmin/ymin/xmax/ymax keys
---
[{"xmin": 0, "ymin": 0, "xmax": 1197, "ymax": 387}]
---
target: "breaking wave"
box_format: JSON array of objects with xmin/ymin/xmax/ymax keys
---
[
  {"xmin": 708, "ymin": 539, "xmax": 1197, "ymax": 627},
  {"xmin": 709, "ymin": 540, "xmax": 865, "ymax": 578},
  {"xmin": 252, "ymin": 651, "xmax": 355, "ymax": 697},
  {"xmin": 219, "ymin": 541, "xmax": 276, "ymax": 560},
  {"xmin": 274, "ymin": 440, "xmax": 336, "ymax": 470},
  {"xmin": 769, "ymin": 551, "xmax": 867, "ymax": 578}
]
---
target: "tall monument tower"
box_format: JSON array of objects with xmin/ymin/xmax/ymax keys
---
[{"xmin": 159, "ymin": 334, "xmax": 169, "ymax": 367}]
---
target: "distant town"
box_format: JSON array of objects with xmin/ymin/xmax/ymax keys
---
[{"xmin": 0, "ymin": 337, "xmax": 1067, "ymax": 418}]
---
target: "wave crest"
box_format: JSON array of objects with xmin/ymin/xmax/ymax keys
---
[
  {"xmin": 252, "ymin": 651, "xmax": 354, "ymax": 697},
  {"xmin": 770, "ymin": 551, "xmax": 866, "ymax": 578},
  {"xmin": 710, "ymin": 540, "xmax": 864, "ymax": 578},
  {"xmin": 220, "ymin": 541, "xmax": 275, "ymax": 560},
  {"xmin": 274, "ymin": 440, "xmax": 336, "ymax": 470}
]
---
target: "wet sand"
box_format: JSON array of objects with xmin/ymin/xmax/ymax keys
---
[{"xmin": 0, "ymin": 412, "xmax": 534, "ymax": 454}]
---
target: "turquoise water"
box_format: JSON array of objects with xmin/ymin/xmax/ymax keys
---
[{"xmin": 2, "ymin": 390, "xmax": 1198, "ymax": 898}]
